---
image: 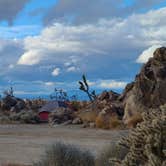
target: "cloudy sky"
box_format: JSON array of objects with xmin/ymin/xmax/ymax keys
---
[{"xmin": 0, "ymin": 0, "xmax": 166, "ymax": 99}]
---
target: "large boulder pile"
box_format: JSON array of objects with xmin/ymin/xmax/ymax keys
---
[
  {"xmin": 0, "ymin": 95, "xmax": 26, "ymax": 112},
  {"xmin": 76, "ymin": 90, "xmax": 124, "ymax": 128},
  {"xmin": 122, "ymin": 47, "xmax": 166, "ymax": 124}
]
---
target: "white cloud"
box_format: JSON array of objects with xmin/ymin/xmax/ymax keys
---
[
  {"xmin": 17, "ymin": 7, "xmax": 166, "ymax": 67},
  {"xmin": 17, "ymin": 50, "xmax": 43, "ymax": 65},
  {"xmin": 67, "ymin": 66, "xmax": 77, "ymax": 72},
  {"xmin": 87, "ymin": 80, "xmax": 96, "ymax": 86},
  {"xmin": 45, "ymin": 82, "xmax": 54, "ymax": 86},
  {"xmin": 136, "ymin": 45, "xmax": 162, "ymax": 63},
  {"xmin": 99, "ymin": 80, "xmax": 127, "ymax": 89},
  {"xmin": 52, "ymin": 68, "xmax": 60, "ymax": 76}
]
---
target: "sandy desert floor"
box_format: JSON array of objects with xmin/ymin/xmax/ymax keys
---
[{"xmin": 0, "ymin": 124, "xmax": 128, "ymax": 164}]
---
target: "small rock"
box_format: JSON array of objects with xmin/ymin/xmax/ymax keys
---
[
  {"xmin": 89, "ymin": 122, "xmax": 95, "ymax": 128},
  {"xmin": 62, "ymin": 120, "xmax": 72, "ymax": 126},
  {"xmin": 72, "ymin": 117, "xmax": 82, "ymax": 124},
  {"xmin": 82, "ymin": 122, "xmax": 89, "ymax": 128}
]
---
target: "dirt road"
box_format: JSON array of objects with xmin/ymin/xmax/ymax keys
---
[{"xmin": 0, "ymin": 124, "xmax": 128, "ymax": 164}]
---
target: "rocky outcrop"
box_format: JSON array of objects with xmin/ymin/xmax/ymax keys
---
[
  {"xmin": 0, "ymin": 95, "xmax": 26, "ymax": 112},
  {"xmin": 49, "ymin": 107, "xmax": 74, "ymax": 125},
  {"xmin": 122, "ymin": 47, "xmax": 166, "ymax": 124}
]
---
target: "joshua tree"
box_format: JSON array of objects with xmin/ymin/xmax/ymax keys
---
[{"xmin": 79, "ymin": 75, "xmax": 96, "ymax": 102}]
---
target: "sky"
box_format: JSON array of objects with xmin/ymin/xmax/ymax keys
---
[{"xmin": 0, "ymin": 0, "xmax": 166, "ymax": 99}]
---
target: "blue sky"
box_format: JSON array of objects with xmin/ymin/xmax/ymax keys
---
[{"xmin": 0, "ymin": 0, "xmax": 166, "ymax": 99}]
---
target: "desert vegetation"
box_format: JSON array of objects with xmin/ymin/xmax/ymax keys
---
[{"xmin": 33, "ymin": 142, "xmax": 95, "ymax": 166}]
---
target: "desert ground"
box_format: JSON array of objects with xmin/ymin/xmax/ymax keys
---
[{"xmin": 0, "ymin": 124, "xmax": 128, "ymax": 164}]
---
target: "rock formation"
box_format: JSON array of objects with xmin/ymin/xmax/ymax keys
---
[{"xmin": 122, "ymin": 47, "xmax": 166, "ymax": 124}]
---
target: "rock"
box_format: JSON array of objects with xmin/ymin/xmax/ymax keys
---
[
  {"xmin": 15, "ymin": 100, "xmax": 26, "ymax": 110},
  {"xmin": 82, "ymin": 122, "xmax": 89, "ymax": 128},
  {"xmin": 10, "ymin": 106, "xmax": 17, "ymax": 112},
  {"xmin": 49, "ymin": 107, "xmax": 74, "ymax": 125},
  {"xmin": 72, "ymin": 117, "xmax": 82, "ymax": 124},
  {"xmin": 0, "ymin": 95, "xmax": 26, "ymax": 111},
  {"xmin": 98, "ymin": 90, "xmax": 120, "ymax": 101},
  {"xmin": 89, "ymin": 122, "xmax": 95, "ymax": 128},
  {"xmin": 62, "ymin": 120, "xmax": 72, "ymax": 126},
  {"xmin": 122, "ymin": 47, "xmax": 166, "ymax": 124}
]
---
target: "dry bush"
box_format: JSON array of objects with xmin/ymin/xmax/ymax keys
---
[
  {"xmin": 109, "ymin": 116, "xmax": 123, "ymax": 129},
  {"xmin": 95, "ymin": 114, "xmax": 123, "ymax": 130},
  {"xmin": 95, "ymin": 114, "xmax": 110, "ymax": 129},
  {"xmin": 69, "ymin": 101, "xmax": 82, "ymax": 111},
  {"xmin": 78, "ymin": 111, "xmax": 98, "ymax": 123},
  {"xmin": 0, "ymin": 115, "xmax": 11, "ymax": 124},
  {"xmin": 33, "ymin": 142, "xmax": 95, "ymax": 166},
  {"xmin": 96, "ymin": 143, "xmax": 128, "ymax": 166},
  {"xmin": 10, "ymin": 111, "xmax": 40, "ymax": 124},
  {"xmin": 126, "ymin": 112, "xmax": 143, "ymax": 128}
]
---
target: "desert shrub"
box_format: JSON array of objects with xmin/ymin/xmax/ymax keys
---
[
  {"xmin": 33, "ymin": 142, "xmax": 95, "ymax": 166},
  {"xmin": 109, "ymin": 116, "xmax": 123, "ymax": 129},
  {"xmin": 10, "ymin": 111, "xmax": 40, "ymax": 124},
  {"xmin": 78, "ymin": 111, "xmax": 98, "ymax": 123},
  {"xmin": 96, "ymin": 143, "xmax": 128, "ymax": 166},
  {"xmin": 69, "ymin": 101, "xmax": 82, "ymax": 111},
  {"xmin": 0, "ymin": 115, "xmax": 11, "ymax": 124},
  {"xmin": 95, "ymin": 115, "xmax": 123, "ymax": 129},
  {"xmin": 111, "ymin": 106, "xmax": 166, "ymax": 166},
  {"xmin": 95, "ymin": 114, "xmax": 110, "ymax": 129}
]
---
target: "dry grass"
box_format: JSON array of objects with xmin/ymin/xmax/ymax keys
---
[
  {"xmin": 78, "ymin": 111, "xmax": 98, "ymax": 123},
  {"xmin": 96, "ymin": 114, "xmax": 123, "ymax": 130},
  {"xmin": 109, "ymin": 116, "xmax": 123, "ymax": 129},
  {"xmin": 95, "ymin": 114, "xmax": 110, "ymax": 129}
]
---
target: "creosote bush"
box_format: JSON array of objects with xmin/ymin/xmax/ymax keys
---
[
  {"xmin": 33, "ymin": 142, "xmax": 95, "ymax": 166},
  {"xmin": 110, "ymin": 105, "xmax": 166, "ymax": 166}
]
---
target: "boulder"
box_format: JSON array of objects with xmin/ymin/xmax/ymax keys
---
[
  {"xmin": 0, "ymin": 95, "xmax": 26, "ymax": 111},
  {"xmin": 122, "ymin": 47, "xmax": 166, "ymax": 124},
  {"xmin": 98, "ymin": 90, "xmax": 120, "ymax": 101},
  {"xmin": 72, "ymin": 117, "xmax": 82, "ymax": 124},
  {"xmin": 49, "ymin": 107, "xmax": 74, "ymax": 125}
]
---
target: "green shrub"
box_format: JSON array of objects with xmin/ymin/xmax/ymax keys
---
[{"xmin": 33, "ymin": 142, "xmax": 95, "ymax": 166}]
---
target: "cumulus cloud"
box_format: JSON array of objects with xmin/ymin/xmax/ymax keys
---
[
  {"xmin": 52, "ymin": 68, "xmax": 60, "ymax": 76},
  {"xmin": 0, "ymin": 0, "xmax": 30, "ymax": 24},
  {"xmin": 17, "ymin": 7, "xmax": 166, "ymax": 68},
  {"xmin": 136, "ymin": 45, "xmax": 162, "ymax": 63}
]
